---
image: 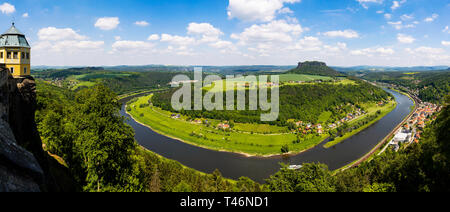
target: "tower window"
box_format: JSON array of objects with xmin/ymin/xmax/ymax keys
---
[
  {"xmin": 24, "ymin": 67, "xmax": 27, "ymax": 74},
  {"xmin": 7, "ymin": 52, "xmax": 10, "ymax": 59},
  {"xmin": 22, "ymin": 52, "xmax": 25, "ymax": 59},
  {"xmin": 26, "ymin": 53, "xmax": 30, "ymax": 59},
  {"xmin": 0, "ymin": 52, "xmax": 3, "ymax": 59},
  {"xmin": 10, "ymin": 67, "xmax": 14, "ymax": 74},
  {"xmin": 13, "ymin": 52, "xmax": 18, "ymax": 59}
]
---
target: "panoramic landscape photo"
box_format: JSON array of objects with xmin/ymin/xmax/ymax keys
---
[{"xmin": 0, "ymin": 0, "xmax": 449, "ymax": 198}]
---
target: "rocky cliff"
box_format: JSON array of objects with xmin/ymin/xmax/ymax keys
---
[
  {"xmin": 289, "ymin": 61, "xmax": 344, "ymax": 77},
  {"xmin": 0, "ymin": 68, "xmax": 76, "ymax": 192}
]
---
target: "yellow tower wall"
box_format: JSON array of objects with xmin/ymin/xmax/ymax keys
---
[{"xmin": 0, "ymin": 47, "xmax": 31, "ymax": 77}]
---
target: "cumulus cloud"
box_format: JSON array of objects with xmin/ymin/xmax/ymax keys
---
[
  {"xmin": 397, "ymin": 34, "xmax": 415, "ymax": 44},
  {"xmin": 323, "ymin": 30, "xmax": 359, "ymax": 38},
  {"xmin": 134, "ymin": 21, "xmax": 149, "ymax": 27},
  {"xmin": 38, "ymin": 27, "xmax": 88, "ymax": 41},
  {"xmin": 442, "ymin": 41, "xmax": 450, "ymax": 46},
  {"xmin": 227, "ymin": 0, "xmax": 301, "ymax": 22},
  {"xmin": 160, "ymin": 34, "xmax": 196, "ymax": 46},
  {"xmin": 231, "ymin": 19, "xmax": 303, "ymax": 45},
  {"xmin": 0, "ymin": 2, "xmax": 15, "ymax": 14},
  {"xmin": 95, "ymin": 17, "xmax": 120, "ymax": 30},
  {"xmin": 290, "ymin": 36, "xmax": 323, "ymax": 51},
  {"xmin": 187, "ymin": 22, "xmax": 223, "ymax": 43},
  {"xmin": 34, "ymin": 27, "xmax": 104, "ymax": 53},
  {"xmin": 22, "ymin": 13, "xmax": 29, "ymax": 18},
  {"xmin": 147, "ymin": 34, "xmax": 160, "ymax": 41}
]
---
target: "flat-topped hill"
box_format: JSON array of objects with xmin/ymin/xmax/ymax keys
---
[{"xmin": 288, "ymin": 61, "xmax": 345, "ymax": 77}]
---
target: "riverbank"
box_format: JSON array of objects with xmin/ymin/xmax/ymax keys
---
[
  {"xmin": 338, "ymin": 90, "xmax": 418, "ymax": 172},
  {"xmin": 323, "ymin": 100, "xmax": 397, "ymax": 148},
  {"xmin": 127, "ymin": 95, "xmax": 328, "ymax": 157}
]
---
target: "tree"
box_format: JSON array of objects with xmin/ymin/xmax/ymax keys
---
[{"xmin": 281, "ymin": 145, "xmax": 290, "ymax": 154}]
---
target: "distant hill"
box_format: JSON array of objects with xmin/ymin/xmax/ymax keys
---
[
  {"xmin": 334, "ymin": 66, "xmax": 449, "ymax": 72},
  {"xmin": 288, "ymin": 61, "xmax": 344, "ymax": 77}
]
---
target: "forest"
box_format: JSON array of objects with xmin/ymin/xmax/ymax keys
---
[
  {"xmin": 151, "ymin": 78, "xmax": 392, "ymax": 126},
  {"xmin": 33, "ymin": 68, "xmax": 186, "ymax": 95},
  {"xmin": 362, "ymin": 71, "xmax": 450, "ymax": 104}
]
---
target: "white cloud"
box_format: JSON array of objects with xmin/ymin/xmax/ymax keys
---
[
  {"xmin": 22, "ymin": 13, "xmax": 29, "ymax": 18},
  {"xmin": 424, "ymin": 14, "xmax": 438, "ymax": 22},
  {"xmin": 444, "ymin": 26, "xmax": 450, "ymax": 33},
  {"xmin": 0, "ymin": 3, "xmax": 15, "ymax": 14},
  {"xmin": 160, "ymin": 34, "xmax": 196, "ymax": 46},
  {"xmin": 112, "ymin": 40, "xmax": 154, "ymax": 52},
  {"xmin": 351, "ymin": 47, "xmax": 395, "ymax": 56},
  {"xmin": 408, "ymin": 46, "xmax": 444, "ymax": 54},
  {"xmin": 397, "ymin": 34, "xmax": 415, "ymax": 44},
  {"xmin": 391, "ymin": 0, "xmax": 406, "ymax": 10},
  {"xmin": 95, "ymin": 17, "xmax": 120, "ymax": 30},
  {"xmin": 231, "ymin": 19, "xmax": 303, "ymax": 45},
  {"xmin": 134, "ymin": 21, "xmax": 149, "ymax": 27},
  {"xmin": 384, "ymin": 13, "xmax": 392, "ymax": 20},
  {"xmin": 290, "ymin": 36, "xmax": 323, "ymax": 51},
  {"xmin": 400, "ymin": 14, "xmax": 414, "ymax": 21},
  {"xmin": 323, "ymin": 30, "xmax": 359, "ymax": 38},
  {"xmin": 37, "ymin": 27, "xmax": 88, "ymax": 41},
  {"xmin": 114, "ymin": 36, "xmax": 121, "ymax": 41},
  {"xmin": 356, "ymin": 0, "xmax": 383, "ymax": 9},
  {"xmin": 442, "ymin": 41, "xmax": 450, "ymax": 46},
  {"xmin": 34, "ymin": 27, "xmax": 104, "ymax": 53},
  {"xmin": 227, "ymin": 0, "xmax": 301, "ymax": 22},
  {"xmin": 147, "ymin": 34, "xmax": 160, "ymax": 41},
  {"xmin": 388, "ymin": 21, "xmax": 415, "ymax": 30},
  {"xmin": 187, "ymin": 22, "xmax": 223, "ymax": 43}
]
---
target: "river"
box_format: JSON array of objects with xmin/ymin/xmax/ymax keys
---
[{"xmin": 119, "ymin": 89, "xmax": 413, "ymax": 183}]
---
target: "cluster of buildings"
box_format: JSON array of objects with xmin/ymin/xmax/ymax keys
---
[
  {"xmin": 389, "ymin": 102, "xmax": 441, "ymax": 151},
  {"xmin": 217, "ymin": 123, "xmax": 231, "ymax": 130},
  {"xmin": 293, "ymin": 107, "xmax": 368, "ymax": 136},
  {"xmin": 295, "ymin": 121, "xmax": 324, "ymax": 135}
]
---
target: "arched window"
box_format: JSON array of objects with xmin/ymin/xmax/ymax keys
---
[
  {"xmin": 24, "ymin": 67, "xmax": 27, "ymax": 74},
  {"xmin": 10, "ymin": 67, "xmax": 14, "ymax": 74}
]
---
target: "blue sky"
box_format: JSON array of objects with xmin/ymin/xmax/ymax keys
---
[{"xmin": 1, "ymin": 0, "xmax": 449, "ymax": 66}]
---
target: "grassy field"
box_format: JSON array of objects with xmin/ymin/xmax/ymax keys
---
[
  {"xmin": 318, "ymin": 111, "xmax": 333, "ymax": 123},
  {"xmin": 127, "ymin": 95, "xmax": 328, "ymax": 156},
  {"xmin": 279, "ymin": 74, "xmax": 332, "ymax": 82},
  {"xmin": 233, "ymin": 123, "xmax": 289, "ymax": 134},
  {"xmin": 204, "ymin": 74, "xmax": 336, "ymax": 92},
  {"xmin": 323, "ymin": 100, "xmax": 397, "ymax": 148}
]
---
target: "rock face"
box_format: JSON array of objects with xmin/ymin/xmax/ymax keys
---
[
  {"xmin": 0, "ymin": 68, "xmax": 75, "ymax": 192},
  {"xmin": 297, "ymin": 61, "xmax": 327, "ymax": 68}
]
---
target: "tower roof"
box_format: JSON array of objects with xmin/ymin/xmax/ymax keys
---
[
  {"xmin": 3, "ymin": 23, "xmax": 24, "ymax": 35},
  {"xmin": 0, "ymin": 23, "xmax": 30, "ymax": 48}
]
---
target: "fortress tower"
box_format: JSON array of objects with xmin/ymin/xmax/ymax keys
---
[{"xmin": 0, "ymin": 23, "xmax": 31, "ymax": 78}]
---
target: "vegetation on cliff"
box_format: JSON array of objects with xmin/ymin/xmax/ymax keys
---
[
  {"xmin": 35, "ymin": 81, "xmax": 262, "ymax": 192},
  {"xmin": 288, "ymin": 61, "xmax": 345, "ymax": 77}
]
